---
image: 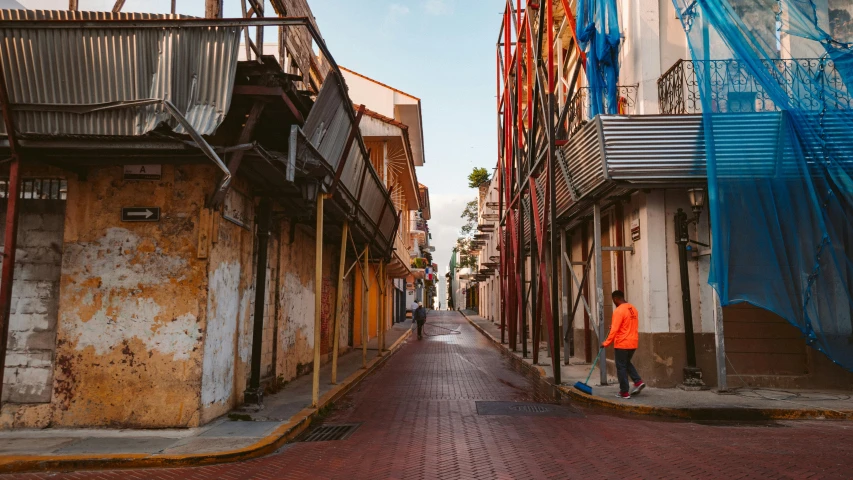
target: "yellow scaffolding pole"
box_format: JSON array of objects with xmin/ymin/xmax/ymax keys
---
[
  {"xmin": 311, "ymin": 193, "xmax": 327, "ymax": 408},
  {"xmin": 331, "ymin": 220, "xmax": 348, "ymax": 385},
  {"xmin": 379, "ymin": 261, "xmax": 386, "ymax": 356},
  {"xmin": 361, "ymin": 245, "xmax": 369, "ymax": 369}
]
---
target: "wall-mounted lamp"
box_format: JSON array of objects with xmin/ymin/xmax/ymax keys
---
[
  {"xmin": 300, "ymin": 181, "xmax": 319, "ymax": 203},
  {"xmin": 687, "ymin": 187, "xmax": 705, "ymax": 219}
]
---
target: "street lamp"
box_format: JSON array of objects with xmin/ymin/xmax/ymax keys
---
[{"xmin": 675, "ymin": 187, "xmax": 710, "ymax": 390}]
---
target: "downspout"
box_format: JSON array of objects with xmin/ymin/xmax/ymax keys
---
[
  {"xmin": 245, "ymin": 198, "xmax": 272, "ymax": 406},
  {"xmin": 0, "ymin": 60, "xmax": 22, "ymax": 405}
]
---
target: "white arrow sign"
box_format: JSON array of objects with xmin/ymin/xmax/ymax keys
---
[
  {"xmin": 127, "ymin": 209, "xmax": 154, "ymax": 218},
  {"xmin": 122, "ymin": 207, "xmax": 160, "ymax": 222}
]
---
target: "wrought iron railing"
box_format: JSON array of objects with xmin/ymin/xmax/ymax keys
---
[
  {"xmin": 567, "ymin": 85, "xmax": 638, "ymax": 135},
  {"xmin": 657, "ymin": 58, "xmax": 853, "ymax": 115}
]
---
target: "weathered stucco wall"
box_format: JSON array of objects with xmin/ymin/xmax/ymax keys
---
[
  {"xmin": 1, "ymin": 199, "xmax": 65, "ymax": 404},
  {"xmin": 200, "ymin": 183, "xmax": 255, "ymax": 424},
  {"xmin": 274, "ymin": 221, "xmax": 317, "ymax": 381},
  {"xmin": 1, "ymin": 164, "xmax": 360, "ymax": 429},
  {"xmin": 37, "ymin": 165, "xmax": 215, "ymax": 429}
]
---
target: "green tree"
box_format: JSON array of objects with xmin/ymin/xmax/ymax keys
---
[
  {"xmin": 467, "ymin": 167, "xmax": 491, "ymax": 188},
  {"xmin": 455, "ymin": 198, "xmax": 479, "ymax": 270}
]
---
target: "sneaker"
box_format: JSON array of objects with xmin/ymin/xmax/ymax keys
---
[
  {"xmin": 615, "ymin": 391, "xmax": 631, "ymax": 399},
  {"xmin": 631, "ymin": 381, "xmax": 646, "ymax": 395}
]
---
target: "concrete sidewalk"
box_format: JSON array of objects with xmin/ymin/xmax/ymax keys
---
[
  {"xmin": 0, "ymin": 320, "xmax": 414, "ymax": 473},
  {"xmin": 462, "ymin": 311, "xmax": 853, "ymax": 421}
]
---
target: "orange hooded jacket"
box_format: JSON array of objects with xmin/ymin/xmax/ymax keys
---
[{"xmin": 602, "ymin": 302, "xmax": 639, "ymax": 350}]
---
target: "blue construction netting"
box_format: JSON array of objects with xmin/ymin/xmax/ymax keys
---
[
  {"xmin": 673, "ymin": 0, "xmax": 853, "ymax": 372},
  {"xmin": 576, "ymin": 0, "xmax": 621, "ymax": 116}
]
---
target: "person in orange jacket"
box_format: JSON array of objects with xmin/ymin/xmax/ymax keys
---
[{"xmin": 601, "ymin": 290, "xmax": 646, "ymax": 399}]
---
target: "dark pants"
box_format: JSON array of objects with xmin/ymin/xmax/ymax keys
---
[
  {"xmin": 417, "ymin": 320, "xmax": 425, "ymax": 337},
  {"xmin": 615, "ymin": 348, "xmax": 642, "ymax": 393}
]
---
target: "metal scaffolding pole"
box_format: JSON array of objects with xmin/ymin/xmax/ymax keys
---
[
  {"xmin": 593, "ymin": 203, "xmax": 607, "ymax": 386},
  {"xmin": 560, "ymin": 228, "xmax": 570, "ymax": 365},
  {"xmin": 714, "ymin": 290, "xmax": 728, "ymax": 392}
]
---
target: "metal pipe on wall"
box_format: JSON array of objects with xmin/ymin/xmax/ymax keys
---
[
  {"xmin": 0, "ymin": 59, "xmax": 23, "ymax": 406},
  {"xmin": 245, "ymin": 198, "xmax": 272, "ymax": 405},
  {"xmin": 331, "ymin": 220, "xmax": 349, "ymax": 385}
]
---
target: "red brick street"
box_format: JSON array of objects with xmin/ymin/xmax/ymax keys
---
[{"xmin": 6, "ymin": 311, "xmax": 851, "ymax": 480}]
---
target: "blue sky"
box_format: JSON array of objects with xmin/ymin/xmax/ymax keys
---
[
  {"xmin": 309, "ymin": 1, "xmax": 498, "ymax": 305},
  {"xmin": 25, "ymin": 0, "xmax": 498, "ymax": 305}
]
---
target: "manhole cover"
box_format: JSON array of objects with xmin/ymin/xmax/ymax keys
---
[
  {"xmin": 476, "ymin": 401, "xmax": 582, "ymax": 417},
  {"xmin": 299, "ymin": 423, "xmax": 360, "ymax": 442}
]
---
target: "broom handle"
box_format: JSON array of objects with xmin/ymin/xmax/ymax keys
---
[{"xmin": 585, "ymin": 348, "xmax": 603, "ymax": 385}]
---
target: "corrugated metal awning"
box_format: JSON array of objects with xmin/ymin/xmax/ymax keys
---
[{"xmin": 0, "ymin": 9, "xmax": 240, "ymax": 137}]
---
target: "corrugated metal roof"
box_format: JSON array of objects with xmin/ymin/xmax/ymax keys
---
[
  {"xmin": 553, "ymin": 112, "xmax": 832, "ymax": 221},
  {"xmin": 602, "ymin": 113, "xmax": 782, "ymax": 180},
  {"xmin": 299, "ymin": 70, "xmax": 398, "ymax": 253},
  {"xmin": 0, "ymin": 9, "xmax": 241, "ymax": 137}
]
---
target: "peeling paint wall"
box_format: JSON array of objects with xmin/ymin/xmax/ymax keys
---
[
  {"xmin": 11, "ymin": 165, "xmax": 215, "ymax": 429},
  {"xmin": 275, "ymin": 220, "xmax": 317, "ymax": 381},
  {"xmin": 200, "ymin": 184, "xmax": 255, "ymax": 424},
  {"xmin": 0, "ymin": 164, "xmax": 362, "ymax": 430},
  {"xmin": 1, "ymin": 199, "xmax": 65, "ymax": 404}
]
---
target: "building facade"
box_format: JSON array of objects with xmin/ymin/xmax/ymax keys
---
[
  {"xmin": 339, "ymin": 68, "xmax": 434, "ymax": 316},
  {"xmin": 0, "ymin": 1, "xmax": 407, "ymax": 429},
  {"xmin": 483, "ymin": 0, "xmax": 853, "ymax": 390}
]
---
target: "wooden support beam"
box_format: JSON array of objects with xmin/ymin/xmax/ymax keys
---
[
  {"xmin": 111, "ymin": 0, "xmax": 127, "ymax": 13},
  {"xmin": 205, "ymin": 0, "xmax": 223, "ymax": 19},
  {"xmin": 331, "ymin": 220, "xmax": 349, "ymax": 385},
  {"xmin": 379, "ymin": 261, "xmax": 386, "ymax": 356},
  {"xmin": 210, "ymin": 101, "xmax": 265, "ymax": 206},
  {"xmin": 361, "ymin": 245, "xmax": 370, "ymax": 369},
  {"xmin": 311, "ymin": 193, "xmax": 328, "ymax": 407}
]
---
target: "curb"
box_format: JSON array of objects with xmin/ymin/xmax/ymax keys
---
[
  {"xmin": 460, "ymin": 312, "xmax": 853, "ymax": 422},
  {"xmin": 0, "ymin": 328, "xmax": 411, "ymax": 474}
]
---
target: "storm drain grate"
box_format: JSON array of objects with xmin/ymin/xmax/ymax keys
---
[
  {"xmin": 510, "ymin": 404, "xmax": 550, "ymax": 413},
  {"xmin": 300, "ymin": 423, "xmax": 361, "ymax": 442},
  {"xmin": 476, "ymin": 401, "xmax": 582, "ymax": 418}
]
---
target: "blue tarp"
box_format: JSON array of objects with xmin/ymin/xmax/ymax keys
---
[{"xmin": 673, "ymin": 0, "xmax": 853, "ymax": 371}]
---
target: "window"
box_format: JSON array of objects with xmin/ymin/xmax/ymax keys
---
[{"xmin": 0, "ymin": 178, "xmax": 67, "ymax": 200}]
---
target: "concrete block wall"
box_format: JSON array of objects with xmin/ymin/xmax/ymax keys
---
[{"xmin": 1, "ymin": 199, "xmax": 65, "ymax": 404}]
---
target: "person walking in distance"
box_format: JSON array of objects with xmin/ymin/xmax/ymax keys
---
[
  {"xmin": 601, "ymin": 290, "xmax": 646, "ymax": 399},
  {"xmin": 414, "ymin": 302, "xmax": 427, "ymax": 340}
]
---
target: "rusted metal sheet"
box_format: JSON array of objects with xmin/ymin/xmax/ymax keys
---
[
  {"xmin": 0, "ymin": 10, "xmax": 241, "ymax": 137},
  {"xmin": 297, "ymin": 71, "xmax": 397, "ymax": 255}
]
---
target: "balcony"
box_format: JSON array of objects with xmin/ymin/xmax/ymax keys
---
[
  {"xmin": 409, "ymin": 218, "xmax": 427, "ymax": 242},
  {"xmin": 658, "ymin": 58, "xmax": 852, "ymax": 115},
  {"xmin": 387, "ymin": 229, "xmax": 412, "ymax": 278},
  {"xmin": 567, "ymin": 85, "xmax": 638, "ymax": 135}
]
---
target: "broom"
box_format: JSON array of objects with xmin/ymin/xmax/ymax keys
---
[{"xmin": 573, "ymin": 348, "xmax": 603, "ymax": 395}]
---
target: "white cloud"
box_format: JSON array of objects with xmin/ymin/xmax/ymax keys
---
[
  {"xmin": 383, "ymin": 3, "xmax": 410, "ymax": 28},
  {"xmin": 388, "ymin": 3, "xmax": 410, "ymax": 17},
  {"xmin": 424, "ymin": 192, "xmax": 478, "ymax": 306},
  {"xmin": 424, "ymin": 0, "xmax": 453, "ymax": 15}
]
